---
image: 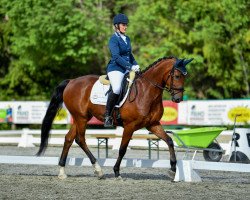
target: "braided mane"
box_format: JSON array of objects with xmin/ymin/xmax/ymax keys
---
[{"xmin": 140, "ymin": 56, "xmax": 176, "ymax": 74}]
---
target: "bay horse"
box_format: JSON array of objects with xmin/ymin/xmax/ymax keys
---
[{"xmin": 37, "ymin": 56, "xmax": 193, "ymax": 179}]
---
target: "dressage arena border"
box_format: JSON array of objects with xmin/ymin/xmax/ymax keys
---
[{"xmin": 0, "ymin": 155, "xmax": 250, "ymax": 173}]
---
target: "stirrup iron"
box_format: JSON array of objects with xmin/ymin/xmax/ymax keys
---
[{"xmin": 104, "ymin": 116, "xmax": 114, "ymax": 127}]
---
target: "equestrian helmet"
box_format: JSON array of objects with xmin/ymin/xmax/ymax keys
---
[{"xmin": 113, "ymin": 13, "xmax": 129, "ymax": 25}]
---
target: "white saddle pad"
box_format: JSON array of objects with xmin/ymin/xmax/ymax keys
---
[{"xmin": 90, "ymin": 80, "xmax": 130, "ymax": 107}]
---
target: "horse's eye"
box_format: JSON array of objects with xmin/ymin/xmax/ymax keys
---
[{"xmin": 174, "ymin": 75, "xmax": 180, "ymax": 80}]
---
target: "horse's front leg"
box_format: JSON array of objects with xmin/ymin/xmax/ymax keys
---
[
  {"xmin": 113, "ymin": 126, "xmax": 134, "ymax": 179},
  {"xmin": 147, "ymin": 123, "xmax": 177, "ymax": 177}
]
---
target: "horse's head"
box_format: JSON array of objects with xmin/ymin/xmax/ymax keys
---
[
  {"xmin": 138, "ymin": 56, "xmax": 193, "ymax": 103},
  {"xmin": 165, "ymin": 58, "xmax": 193, "ymax": 103}
]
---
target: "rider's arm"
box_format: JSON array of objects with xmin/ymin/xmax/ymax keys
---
[{"xmin": 130, "ymin": 53, "xmax": 138, "ymax": 65}]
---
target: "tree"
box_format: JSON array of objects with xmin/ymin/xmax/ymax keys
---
[
  {"xmin": 126, "ymin": 0, "xmax": 250, "ymax": 99},
  {"xmin": 0, "ymin": 0, "xmax": 111, "ymax": 99},
  {"xmin": 0, "ymin": 0, "xmax": 249, "ymax": 100},
  {"xmin": 0, "ymin": 8, "xmax": 11, "ymax": 84}
]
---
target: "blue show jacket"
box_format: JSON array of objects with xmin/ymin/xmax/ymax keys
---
[{"xmin": 107, "ymin": 32, "xmax": 138, "ymax": 73}]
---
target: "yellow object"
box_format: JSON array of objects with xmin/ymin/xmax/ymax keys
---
[
  {"xmin": 99, "ymin": 75, "xmax": 110, "ymax": 85},
  {"xmin": 99, "ymin": 71, "xmax": 136, "ymax": 88}
]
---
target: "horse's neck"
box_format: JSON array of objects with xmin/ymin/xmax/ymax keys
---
[
  {"xmin": 136, "ymin": 60, "xmax": 173, "ymax": 101},
  {"xmin": 142, "ymin": 60, "xmax": 172, "ymax": 87}
]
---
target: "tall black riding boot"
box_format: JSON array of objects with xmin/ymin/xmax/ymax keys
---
[{"xmin": 104, "ymin": 92, "xmax": 119, "ymax": 127}]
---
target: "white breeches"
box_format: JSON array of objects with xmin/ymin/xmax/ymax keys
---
[{"xmin": 107, "ymin": 71, "xmax": 125, "ymax": 94}]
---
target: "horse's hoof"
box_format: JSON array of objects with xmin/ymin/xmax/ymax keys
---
[
  {"xmin": 97, "ymin": 173, "xmax": 105, "ymax": 180},
  {"xmin": 58, "ymin": 167, "xmax": 67, "ymax": 180},
  {"xmin": 166, "ymin": 169, "xmax": 176, "ymax": 180},
  {"xmin": 98, "ymin": 175, "xmax": 106, "ymax": 180},
  {"xmin": 116, "ymin": 176, "xmax": 123, "ymax": 181},
  {"xmin": 92, "ymin": 162, "xmax": 104, "ymax": 179},
  {"xmin": 94, "ymin": 170, "xmax": 105, "ymax": 179},
  {"xmin": 58, "ymin": 174, "xmax": 67, "ymax": 180}
]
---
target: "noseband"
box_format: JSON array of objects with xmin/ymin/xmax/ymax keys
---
[{"xmin": 137, "ymin": 66, "xmax": 185, "ymax": 96}]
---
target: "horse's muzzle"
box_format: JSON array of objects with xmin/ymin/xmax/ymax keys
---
[{"xmin": 172, "ymin": 96, "xmax": 182, "ymax": 103}]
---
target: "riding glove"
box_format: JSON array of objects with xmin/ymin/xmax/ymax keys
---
[{"xmin": 131, "ymin": 65, "xmax": 140, "ymax": 72}]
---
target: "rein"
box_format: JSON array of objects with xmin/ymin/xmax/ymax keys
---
[{"xmin": 136, "ymin": 66, "xmax": 185, "ymax": 96}]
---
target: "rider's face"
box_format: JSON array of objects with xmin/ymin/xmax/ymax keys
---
[{"xmin": 119, "ymin": 23, "xmax": 127, "ymax": 34}]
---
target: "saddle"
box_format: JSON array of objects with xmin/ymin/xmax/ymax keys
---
[
  {"xmin": 97, "ymin": 70, "xmax": 135, "ymax": 103},
  {"xmin": 90, "ymin": 71, "xmax": 136, "ymax": 126},
  {"xmin": 99, "ymin": 70, "xmax": 135, "ymax": 87}
]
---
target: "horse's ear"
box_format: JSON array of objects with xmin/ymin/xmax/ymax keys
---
[
  {"xmin": 174, "ymin": 58, "xmax": 187, "ymax": 75},
  {"xmin": 175, "ymin": 58, "xmax": 184, "ymax": 67},
  {"xmin": 183, "ymin": 58, "xmax": 194, "ymax": 66}
]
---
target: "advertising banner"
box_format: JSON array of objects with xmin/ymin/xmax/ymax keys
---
[
  {"xmin": 160, "ymin": 101, "xmax": 178, "ymax": 125},
  {"xmin": 0, "ymin": 102, "xmax": 13, "ymax": 123},
  {"xmin": 160, "ymin": 101, "xmax": 188, "ymax": 125},
  {"xmin": 53, "ymin": 107, "xmax": 70, "ymax": 124},
  {"xmin": 12, "ymin": 101, "xmax": 70, "ymax": 124},
  {"xmin": 177, "ymin": 101, "xmax": 188, "ymax": 125},
  {"xmin": 12, "ymin": 101, "xmax": 47, "ymax": 124},
  {"xmin": 0, "ymin": 100, "xmax": 249, "ymax": 125},
  {"xmin": 187, "ymin": 100, "xmax": 250, "ymax": 125},
  {"xmin": 0, "ymin": 109, "xmax": 6, "ymax": 123},
  {"xmin": 88, "ymin": 117, "xmax": 103, "ymax": 125}
]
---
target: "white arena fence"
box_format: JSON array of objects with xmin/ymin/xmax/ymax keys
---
[
  {"xmin": 1, "ymin": 128, "xmax": 250, "ymax": 182},
  {"xmin": 0, "ymin": 128, "xmax": 232, "ymax": 151},
  {"xmin": 0, "ymin": 156, "xmax": 249, "ymax": 182},
  {"xmin": 0, "ymin": 128, "xmax": 119, "ymax": 148}
]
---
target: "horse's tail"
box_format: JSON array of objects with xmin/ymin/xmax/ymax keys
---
[{"xmin": 36, "ymin": 79, "xmax": 70, "ymax": 156}]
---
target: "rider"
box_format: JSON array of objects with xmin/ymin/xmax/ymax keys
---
[{"xmin": 104, "ymin": 13, "xmax": 140, "ymax": 127}]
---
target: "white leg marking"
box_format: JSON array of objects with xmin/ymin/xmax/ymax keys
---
[
  {"xmin": 116, "ymin": 175, "xmax": 123, "ymax": 181},
  {"xmin": 93, "ymin": 162, "xmax": 104, "ymax": 179},
  {"xmin": 58, "ymin": 167, "xmax": 67, "ymax": 179}
]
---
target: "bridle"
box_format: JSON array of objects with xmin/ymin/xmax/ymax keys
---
[{"xmin": 136, "ymin": 66, "xmax": 185, "ymax": 97}]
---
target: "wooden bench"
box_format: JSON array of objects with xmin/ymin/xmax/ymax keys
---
[
  {"xmin": 90, "ymin": 134, "xmax": 117, "ymax": 158},
  {"xmin": 90, "ymin": 134, "xmax": 160, "ymax": 159},
  {"xmin": 132, "ymin": 134, "xmax": 160, "ymax": 159}
]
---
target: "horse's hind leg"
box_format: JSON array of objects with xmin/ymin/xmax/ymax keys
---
[
  {"xmin": 74, "ymin": 118, "xmax": 104, "ymax": 179},
  {"xmin": 58, "ymin": 124, "xmax": 77, "ymax": 179},
  {"xmin": 113, "ymin": 126, "xmax": 134, "ymax": 179},
  {"xmin": 147, "ymin": 123, "xmax": 176, "ymax": 178}
]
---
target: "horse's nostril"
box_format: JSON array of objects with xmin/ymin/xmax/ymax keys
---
[
  {"xmin": 172, "ymin": 97, "xmax": 180, "ymax": 103},
  {"xmin": 175, "ymin": 98, "xmax": 181, "ymax": 103}
]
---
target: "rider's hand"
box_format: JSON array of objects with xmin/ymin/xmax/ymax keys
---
[{"xmin": 131, "ymin": 65, "xmax": 140, "ymax": 72}]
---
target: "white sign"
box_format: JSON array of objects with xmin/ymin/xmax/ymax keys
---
[
  {"xmin": 12, "ymin": 101, "xmax": 47, "ymax": 124},
  {"xmin": 11, "ymin": 101, "xmax": 70, "ymax": 124},
  {"xmin": 187, "ymin": 100, "xmax": 250, "ymax": 125}
]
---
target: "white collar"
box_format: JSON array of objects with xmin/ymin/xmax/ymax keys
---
[{"xmin": 115, "ymin": 32, "xmax": 127, "ymax": 44}]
